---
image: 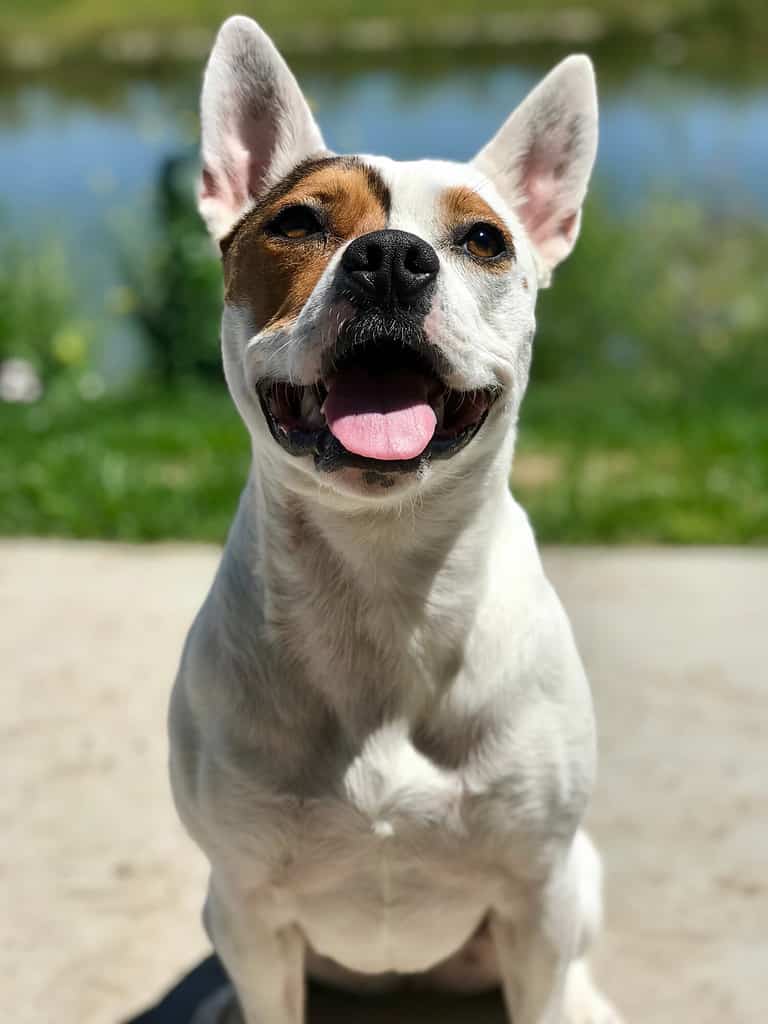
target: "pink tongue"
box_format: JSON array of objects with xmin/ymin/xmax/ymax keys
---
[{"xmin": 323, "ymin": 369, "xmax": 437, "ymax": 461}]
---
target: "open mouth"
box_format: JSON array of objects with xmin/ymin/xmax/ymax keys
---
[{"xmin": 257, "ymin": 337, "xmax": 495, "ymax": 474}]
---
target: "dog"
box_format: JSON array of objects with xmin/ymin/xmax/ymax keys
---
[{"xmin": 169, "ymin": 15, "xmax": 623, "ymax": 1024}]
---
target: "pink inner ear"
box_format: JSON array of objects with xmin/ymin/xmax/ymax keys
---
[
  {"xmin": 558, "ymin": 210, "xmax": 579, "ymax": 243},
  {"xmin": 200, "ymin": 167, "xmax": 219, "ymax": 200},
  {"xmin": 520, "ymin": 142, "xmax": 574, "ymax": 250},
  {"xmin": 200, "ymin": 142, "xmax": 252, "ymax": 214},
  {"xmin": 241, "ymin": 110, "xmax": 279, "ymax": 196},
  {"xmin": 201, "ymin": 110, "xmax": 282, "ymax": 220}
]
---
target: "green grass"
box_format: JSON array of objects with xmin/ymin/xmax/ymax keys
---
[
  {"xmin": 515, "ymin": 385, "xmax": 768, "ymax": 543},
  {"xmin": 0, "ymin": 0, "xmax": 687, "ymax": 34},
  {"xmin": 0, "ymin": 388, "xmax": 248, "ymax": 541},
  {"xmin": 2, "ymin": 380, "xmax": 766, "ymax": 544},
  {"xmin": 0, "ymin": 0, "xmax": 758, "ymax": 50}
]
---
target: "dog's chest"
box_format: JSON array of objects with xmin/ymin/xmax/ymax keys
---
[{"xmin": 218, "ymin": 723, "xmax": 547, "ymax": 975}]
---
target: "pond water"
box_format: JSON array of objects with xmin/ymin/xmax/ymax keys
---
[{"xmin": 1, "ymin": 50, "xmax": 766, "ymax": 365}]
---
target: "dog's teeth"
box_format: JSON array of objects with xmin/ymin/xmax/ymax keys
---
[
  {"xmin": 301, "ymin": 387, "xmax": 325, "ymax": 429},
  {"xmin": 432, "ymin": 392, "xmax": 445, "ymax": 429}
]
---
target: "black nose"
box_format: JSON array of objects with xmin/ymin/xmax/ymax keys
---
[{"xmin": 341, "ymin": 229, "xmax": 439, "ymax": 308}]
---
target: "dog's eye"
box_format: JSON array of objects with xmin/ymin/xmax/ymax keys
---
[
  {"xmin": 462, "ymin": 223, "xmax": 506, "ymax": 260},
  {"xmin": 268, "ymin": 205, "xmax": 323, "ymax": 240}
]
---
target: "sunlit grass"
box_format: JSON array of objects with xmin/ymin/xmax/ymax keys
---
[
  {"xmin": 0, "ymin": 0, "xmax": 756, "ymax": 51},
  {"xmin": 1, "ymin": 387, "xmax": 248, "ymax": 541},
  {"xmin": 516, "ymin": 386, "xmax": 768, "ymax": 543},
  {"xmin": 0, "ymin": 0, "xmax": 696, "ymax": 36}
]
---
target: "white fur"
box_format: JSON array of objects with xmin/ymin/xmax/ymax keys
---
[{"xmin": 172, "ymin": 16, "xmax": 622, "ymax": 1024}]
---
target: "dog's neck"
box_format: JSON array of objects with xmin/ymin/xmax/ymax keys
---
[
  {"xmin": 218, "ymin": 443, "xmax": 519, "ymax": 725},
  {"xmin": 255, "ymin": 444, "xmax": 512, "ymax": 594}
]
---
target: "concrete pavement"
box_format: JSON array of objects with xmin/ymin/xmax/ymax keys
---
[{"xmin": 2, "ymin": 542, "xmax": 765, "ymax": 1024}]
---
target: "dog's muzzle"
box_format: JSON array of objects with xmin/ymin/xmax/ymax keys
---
[{"xmin": 256, "ymin": 230, "xmax": 496, "ymax": 475}]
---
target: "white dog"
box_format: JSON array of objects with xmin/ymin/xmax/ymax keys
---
[{"xmin": 169, "ymin": 16, "xmax": 623, "ymax": 1024}]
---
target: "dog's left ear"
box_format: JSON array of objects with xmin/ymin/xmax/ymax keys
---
[
  {"xmin": 198, "ymin": 16, "xmax": 327, "ymax": 240},
  {"xmin": 473, "ymin": 56, "xmax": 598, "ymax": 285}
]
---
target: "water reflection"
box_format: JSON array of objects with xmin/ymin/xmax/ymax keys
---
[
  {"xmin": 2, "ymin": 55, "xmax": 766, "ymax": 233},
  {"xmin": 0, "ymin": 50, "xmax": 764, "ymax": 369}
]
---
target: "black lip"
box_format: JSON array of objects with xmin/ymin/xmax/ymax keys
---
[
  {"xmin": 257, "ymin": 387, "xmax": 489, "ymax": 475},
  {"xmin": 322, "ymin": 312, "xmax": 450, "ymax": 382}
]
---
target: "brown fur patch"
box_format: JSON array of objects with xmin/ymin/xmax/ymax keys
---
[
  {"xmin": 222, "ymin": 157, "xmax": 389, "ymax": 332},
  {"xmin": 440, "ymin": 186, "xmax": 514, "ymax": 272}
]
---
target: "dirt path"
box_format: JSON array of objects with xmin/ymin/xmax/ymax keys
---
[{"xmin": 2, "ymin": 542, "xmax": 766, "ymax": 1024}]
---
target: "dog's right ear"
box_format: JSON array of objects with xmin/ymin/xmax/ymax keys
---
[{"xmin": 198, "ymin": 16, "xmax": 326, "ymax": 240}]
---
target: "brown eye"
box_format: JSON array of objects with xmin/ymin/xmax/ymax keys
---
[
  {"xmin": 462, "ymin": 222, "xmax": 506, "ymax": 260},
  {"xmin": 268, "ymin": 205, "xmax": 323, "ymax": 240}
]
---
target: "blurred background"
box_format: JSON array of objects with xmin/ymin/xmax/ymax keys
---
[{"xmin": 1, "ymin": 0, "xmax": 766, "ymax": 542}]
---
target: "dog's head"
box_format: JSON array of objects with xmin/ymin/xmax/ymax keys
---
[{"xmin": 198, "ymin": 17, "xmax": 597, "ymax": 503}]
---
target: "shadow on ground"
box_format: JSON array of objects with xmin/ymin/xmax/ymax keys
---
[{"xmin": 126, "ymin": 954, "xmax": 508, "ymax": 1024}]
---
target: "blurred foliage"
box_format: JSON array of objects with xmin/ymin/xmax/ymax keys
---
[
  {"xmin": 0, "ymin": 0, "xmax": 695, "ymax": 43},
  {"xmin": 1, "ymin": 172, "xmax": 766, "ymax": 543},
  {"xmin": 2, "ymin": 0, "xmax": 768, "ymax": 51},
  {"xmin": 0, "ymin": 233, "xmax": 94, "ymax": 397},
  {"xmin": 119, "ymin": 154, "xmax": 222, "ymax": 386},
  {"xmin": 534, "ymin": 199, "xmax": 768, "ymax": 404}
]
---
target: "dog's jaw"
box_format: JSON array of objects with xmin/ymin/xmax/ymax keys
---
[{"xmin": 257, "ymin": 329, "xmax": 499, "ymax": 478}]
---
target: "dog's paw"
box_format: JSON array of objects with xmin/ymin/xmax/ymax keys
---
[
  {"xmin": 564, "ymin": 961, "xmax": 625, "ymax": 1024},
  {"xmin": 189, "ymin": 984, "xmax": 243, "ymax": 1024}
]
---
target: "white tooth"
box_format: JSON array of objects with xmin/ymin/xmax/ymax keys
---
[
  {"xmin": 308, "ymin": 406, "xmax": 324, "ymax": 429},
  {"xmin": 432, "ymin": 392, "xmax": 445, "ymax": 429},
  {"xmin": 300, "ymin": 387, "xmax": 325, "ymax": 429},
  {"xmin": 300, "ymin": 387, "xmax": 313, "ymax": 418}
]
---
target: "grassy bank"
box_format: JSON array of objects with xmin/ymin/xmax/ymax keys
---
[
  {"xmin": 1, "ymin": 0, "xmax": 765, "ymax": 61},
  {"xmin": 0, "ymin": 0, "xmax": 698, "ymax": 40}
]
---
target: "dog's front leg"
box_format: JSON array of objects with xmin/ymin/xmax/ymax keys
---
[
  {"xmin": 490, "ymin": 852, "xmax": 582, "ymax": 1024},
  {"xmin": 492, "ymin": 830, "xmax": 619, "ymax": 1024},
  {"xmin": 205, "ymin": 875, "xmax": 305, "ymax": 1024},
  {"xmin": 490, "ymin": 906, "xmax": 574, "ymax": 1024}
]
